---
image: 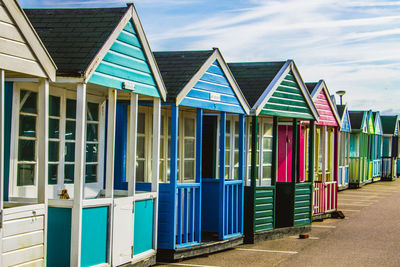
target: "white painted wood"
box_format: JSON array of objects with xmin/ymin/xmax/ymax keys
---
[
  {"xmin": 82, "ymin": 198, "xmax": 112, "ymax": 208},
  {"xmin": 2, "ymin": 203, "xmax": 45, "ymax": 214},
  {"xmin": 3, "ymin": 207, "xmax": 45, "ymax": 221},
  {"xmin": 70, "ymin": 83, "xmax": 87, "ymax": 267},
  {"xmin": 55, "ymin": 77, "xmax": 85, "ymax": 83},
  {"xmin": 3, "ymin": 216, "xmax": 44, "ymax": 237},
  {"xmin": 0, "ymin": 21, "xmax": 25, "ymax": 43},
  {"xmin": 105, "ymin": 88, "xmax": 117, "ymax": 198},
  {"xmin": 48, "ymin": 199, "xmax": 73, "ymax": 208},
  {"xmin": 322, "ymin": 126, "xmax": 327, "ymax": 183},
  {"xmin": 0, "ymin": 5, "xmax": 13, "ymax": 24},
  {"xmin": 0, "ymin": 53, "xmax": 46, "ymax": 80},
  {"xmin": 112, "ymin": 196, "xmax": 134, "ymax": 267},
  {"xmin": 38, "ymin": 79, "xmax": 49, "ymax": 204},
  {"xmin": 151, "ymin": 98, "xmax": 160, "ymax": 250},
  {"xmin": 0, "ymin": 69, "xmax": 4, "ymax": 267},
  {"xmin": 12, "ymin": 258, "xmax": 44, "ymax": 267},
  {"xmin": 2, "ymin": 229, "xmax": 43, "ymax": 252},
  {"xmin": 134, "ymin": 192, "xmax": 157, "ymax": 201},
  {"xmin": 3, "ymin": 244, "xmax": 43, "ymax": 266},
  {"xmin": 5, "ymin": 77, "xmax": 39, "ymax": 82},
  {"xmin": 132, "ymin": 249, "xmax": 155, "ymax": 262},
  {"xmin": 0, "ymin": 37, "xmax": 36, "ymax": 60},
  {"xmin": 128, "ymin": 93, "xmax": 138, "ymax": 197}
]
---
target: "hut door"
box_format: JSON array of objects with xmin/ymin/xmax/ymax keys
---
[
  {"xmin": 277, "ymin": 125, "xmax": 292, "ymax": 182},
  {"xmin": 112, "ymin": 196, "xmax": 134, "ymax": 266},
  {"xmin": 202, "ymin": 115, "xmax": 218, "ymax": 179}
]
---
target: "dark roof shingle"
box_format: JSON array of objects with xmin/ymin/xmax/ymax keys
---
[
  {"xmin": 349, "ymin": 111, "xmax": 365, "ymax": 130},
  {"xmin": 153, "ymin": 50, "xmax": 214, "ymax": 98},
  {"xmin": 25, "ymin": 7, "xmax": 127, "ymax": 76},
  {"xmin": 336, "ymin": 104, "xmax": 346, "ymax": 119},
  {"xmin": 227, "ymin": 62, "xmax": 286, "ymax": 108},
  {"xmin": 381, "ymin": 115, "xmax": 398, "ymax": 135}
]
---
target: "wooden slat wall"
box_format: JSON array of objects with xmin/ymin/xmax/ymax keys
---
[
  {"xmin": 313, "ymin": 89, "xmax": 338, "ymax": 126},
  {"xmin": 261, "ymin": 72, "xmax": 313, "ymax": 119},
  {"xmin": 0, "ymin": 2, "xmax": 46, "ymax": 77},
  {"xmin": 254, "ymin": 186, "xmax": 274, "ymax": 233},
  {"xmin": 181, "ymin": 60, "xmax": 245, "ymax": 114},
  {"xmin": 89, "ymin": 21, "xmax": 160, "ymax": 97},
  {"xmin": 294, "ymin": 183, "xmax": 312, "ymax": 226}
]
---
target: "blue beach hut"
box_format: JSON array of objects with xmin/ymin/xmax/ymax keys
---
[
  {"xmin": 381, "ymin": 115, "xmax": 399, "ymax": 181},
  {"xmin": 153, "ymin": 49, "xmax": 250, "ymax": 261},
  {"xmin": 336, "ymin": 104, "xmax": 351, "ymax": 190},
  {"xmin": 25, "ymin": 4, "xmax": 166, "ymax": 267}
]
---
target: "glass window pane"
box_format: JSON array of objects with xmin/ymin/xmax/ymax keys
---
[
  {"xmin": 66, "ymin": 99, "xmax": 76, "ymax": 119},
  {"xmin": 18, "ymin": 140, "xmax": 35, "ymax": 161},
  {"xmin": 86, "ymin": 123, "xmax": 98, "ymax": 142},
  {"xmin": 263, "ymin": 137, "xmax": 272, "ymax": 150},
  {"xmin": 48, "ymin": 164, "xmax": 58, "ymax": 185},
  {"xmin": 159, "ymin": 160, "xmax": 164, "ymax": 181},
  {"xmin": 17, "ymin": 163, "xmax": 35, "ymax": 186},
  {"xmin": 184, "ymin": 160, "xmax": 195, "ymax": 180},
  {"xmin": 263, "ymin": 151, "xmax": 272, "ymax": 164},
  {"xmin": 225, "ymin": 151, "xmax": 230, "ymax": 164},
  {"xmin": 234, "ymin": 151, "xmax": 239, "ymax": 165},
  {"xmin": 226, "ymin": 136, "xmax": 230, "ymax": 149},
  {"xmin": 137, "ymin": 113, "xmax": 145, "ymax": 134},
  {"xmin": 65, "ymin": 121, "xmax": 76, "ymax": 140},
  {"xmin": 85, "ymin": 165, "xmax": 97, "ymax": 183},
  {"xmin": 184, "ymin": 139, "xmax": 195, "ymax": 158},
  {"xmin": 264, "ymin": 123, "xmax": 272, "ymax": 136},
  {"xmin": 161, "ymin": 115, "xmax": 164, "ymax": 135},
  {"xmin": 64, "ymin": 164, "xmax": 74, "ymax": 184},
  {"xmin": 263, "ymin": 166, "xmax": 272, "ymax": 179},
  {"xmin": 160, "ymin": 139, "xmax": 164, "ymax": 157},
  {"xmin": 136, "ymin": 160, "xmax": 145, "ymax": 182},
  {"xmin": 49, "ymin": 141, "xmax": 59, "ymax": 162},
  {"xmin": 234, "ymin": 167, "xmax": 239, "ymax": 179},
  {"xmin": 49, "ymin": 118, "xmax": 59, "ymax": 139},
  {"xmin": 226, "ymin": 120, "xmax": 230, "ymax": 134},
  {"xmin": 184, "ymin": 118, "xmax": 195, "ymax": 137},
  {"xmin": 235, "ymin": 137, "xmax": 239, "ymax": 149},
  {"xmin": 235, "ymin": 121, "xmax": 239, "ymax": 134},
  {"xmin": 225, "ymin": 167, "xmax": 230, "ymax": 179},
  {"xmin": 87, "ymin": 102, "xmax": 99, "ymax": 121},
  {"xmin": 86, "ymin": 144, "xmax": 98, "ymax": 162},
  {"xmin": 137, "ymin": 136, "xmax": 145, "ymax": 158},
  {"xmin": 19, "ymin": 115, "xmax": 36, "ymax": 137},
  {"xmin": 65, "ymin": 143, "xmax": 75, "ymax": 162},
  {"xmin": 49, "ymin": 95, "xmax": 60, "ymax": 117},
  {"xmin": 20, "ymin": 90, "xmax": 37, "ymax": 114}
]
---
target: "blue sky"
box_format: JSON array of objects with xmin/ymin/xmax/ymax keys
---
[{"xmin": 20, "ymin": 0, "xmax": 400, "ymax": 114}]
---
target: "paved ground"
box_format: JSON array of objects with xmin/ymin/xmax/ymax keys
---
[{"xmin": 156, "ymin": 179, "xmax": 400, "ymax": 267}]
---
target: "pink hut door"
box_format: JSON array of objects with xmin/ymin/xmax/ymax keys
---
[{"xmin": 278, "ymin": 125, "xmax": 292, "ymax": 182}]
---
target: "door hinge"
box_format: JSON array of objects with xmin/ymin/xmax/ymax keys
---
[
  {"xmin": 131, "ymin": 245, "xmax": 134, "ymax": 256},
  {"xmin": 132, "ymin": 203, "xmax": 135, "ymax": 214}
]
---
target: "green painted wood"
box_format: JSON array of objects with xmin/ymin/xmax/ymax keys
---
[
  {"xmin": 285, "ymin": 73, "xmax": 295, "ymax": 81},
  {"xmin": 47, "ymin": 207, "xmax": 71, "ymax": 267},
  {"xmin": 254, "ymin": 186, "xmax": 275, "ymax": 233},
  {"xmin": 272, "ymin": 91, "xmax": 304, "ymax": 101},
  {"xmin": 264, "ymin": 103, "xmax": 311, "ymax": 114},
  {"xmin": 294, "ymin": 183, "xmax": 312, "ymax": 226},
  {"xmin": 268, "ymin": 97, "xmax": 308, "ymax": 107},
  {"xmin": 260, "ymin": 110, "xmax": 314, "ymax": 120},
  {"xmin": 250, "ymin": 116, "xmax": 258, "ymax": 189},
  {"xmin": 276, "ymin": 85, "xmax": 301, "ymax": 95},
  {"xmin": 281, "ymin": 80, "xmax": 298, "ymax": 88},
  {"xmin": 134, "ymin": 199, "xmax": 154, "ymax": 255},
  {"xmin": 292, "ymin": 119, "xmax": 298, "ymax": 183}
]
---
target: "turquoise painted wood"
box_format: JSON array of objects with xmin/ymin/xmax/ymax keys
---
[
  {"xmin": 341, "ymin": 109, "xmax": 351, "ymax": 132},
  {"xmin": 134, "ymin": 199, "xmax": 154, "ymax": 255},
  {"xmin": 260, "ymin": 72, "xmax": 313, "ymax": 120},
  {"xmin": 81, "ymin": 207, "xmax": 109, "ymax": 267},
  {"xmin": 47, "ymin": 207, "xmax": 72, "ymax": 267},
  {"xmin": 180, "ymin": 60, "xmax": 245, "ymax": 114},
  {"xmin": 3, "ymin": 82, "xmax": 12, "ymax": 201},
  {"xmin": 89, "ymin": 20, "xmax": 160, "ymax": 98}
]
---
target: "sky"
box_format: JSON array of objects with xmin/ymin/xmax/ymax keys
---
[{"xmin": 19, "ymin": 0, "xmax": 400, "ymax": 115}]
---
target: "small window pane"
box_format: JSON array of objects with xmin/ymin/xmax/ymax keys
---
[
  {"xmin": 86, "ymin": 123, "xmax": 98, "ymax": 142},
  {"xmin": 184, "ymin": 160, "xmax": 195, "ymax": 180},
  {"xmin": 226, "ymin": 121, "xmax": 231, "ymax": 134},
  {"xmin": 225, "ymin": 151, "xmax": 230, "ymax": 164},
  {"xmin": 65, "ymin": 121, "xmax": 76, "ymax": 140},
  {"xmin": 226, "ymin": 136, "xmax": 231, "ymax": 149},
  {"xmin": 263, "ymin": 123, "xmax": 272, "ymax": 136},
  {"xmin": 225, "ymin": 167, "xmax": 230, "ymax": 179},
  {"xmin": 66, "ymin": 99, "xmax": 76, "ymax": 119},
  {"xmin": 263, "ymin": 137, "xmax": 273, "ymax": 150},
  {"xmin": 235, "ymin": 121, "xmax": 239, "ymax": 134},
  {"xmin": 263, "ymin": 151, "xmax": 272, "ymax": 164},
  {"xmin": 85, "ymin": 165, "xmax": 97, "ymax": 183},
  {"xmin": 18, "ymin": 140, "xmax": 35, "ymax": 161},
  {"xmin": 136, "ymin": 160, "xmax": 145, "ymax": 182},
  {"xmin": 20, "ymin": 91, "xmax": 37, "ymax": 114},
  {"xmin": 234, "ymin": 151, "xmax": 239, "ymax": 165},
  {"xmin": 65, "ymin": 143, "xmax": 75, "ymax": 162},
  {"xmin": 161, "ymin": 115, "xmax": 164, "ymax": 134},
  {"xmin": 234, "ymin": 137, "xmax": 239, "ymax": 149},
  {"xmin": 19, "ymin": 115, "xmax": 36, "ymax": 137},
  {"xmin": 184, "ymin": 139, "xmax": 195, "ymax": 158},
  {"xmin": 17, "ymin": 164, "xmax": 35, "ymax": 186},
  {"xmin": 159, "ymin": 160, "xmax": 164, "ymax": 180},
  {"xmin": 137, "ymin": 136, "xmax": 145, "ymax": 158},
  {"xmin": 234, "ymin": 167, "xmax": 239, "ymax": 179},
  {"xmin": 137, "ymin": 113, "xmax": 145, "ymax": 134},
  {"xmin": 87, "ymin": 102, "xmax": 99, "ymax": 121},
  {"xmin": 48, "ymin": 164, "xmax": 58, "ymax": 185},
  {"xmin": 64, "ymin": 164, "xmax": 74, "ymax": 184},
  {"xmin": 263, "ymin": 166, "xmax": 272, "ymax": 179},
  {"xmin": 86, "ymin": 144, "xmax": 98, "ymax": 162},
  {"xmin": 185, "ymin": 118, "xmax": 195, "ymax": 137},
  {"xmin": 49, "ymin": 95, "xmax": 60, "ymax": 117},
  {"xmin": 168, "ymin": 117, "xmax": 171, "ymax": 135},
  {"xmin": 49, "ymin": 119, "xmax": 59, "ymax": 139},
  {"xmin": 49, "ymin": 141, "xmax": 59, "ymax": 162}
]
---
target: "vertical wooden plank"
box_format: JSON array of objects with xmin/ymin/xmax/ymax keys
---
[
  {"xmin": 128, "ymin": 93, "xmax": 138, "ymax": 197},
  {"xmin": 334, "ymin": 127, "xmax": 339, "ymax": 210},
  {"xmin": 71, "ymin": 83, "xmax": 87, "ymax": 267},
  {"xmin": 0, "ymin": 70, "xmax": 4, "ymax": 266},
  {"xmin": 308, "ymin": 120, "xmax": 315, "ymax": 220},
  {"xmin": 177, "ymin": 188, "xmax": 182, "ymax": 245},
  {"xmin": 184, "ymin": 189, "xmax": 189, "ymax": 243},
  {"xmin": 272, "ymin": 117, "xmax": 278, "ymax": 186},
  {"xmin": 195, "ymin": 108, "xmax": 202, "ymax": 242},
  {"xmin": 238, "ymin": 114, "xmax": 245, "ymax": 234},
  {"xmin": 235, "ymin": 184, "xmax": 239, "ymax": 234},
  {"xmin": 38, "ymin": 78, "xmax": 49, "ymax": 264},
  {"xmin": 105, "ymin": 89, "xmax": 117, "ymax": 198},
  {"xmin": 219, "ymin": 111, "xmax": 226, "ymax": 239},
  {"xmin": 250, "ymin": 116, "xmax": 258, "ymax": 188},
  {"xmin": 170, "ymin": 105, "xmax": 179, "ymax": 248},
  {"xmin": 190, "ymin": 188, "xmax": 195, "ymax": 242},
  {"xmin": 152, "ymin": 98, "xmax": 161, "ymax": 250},
  {"xmin": 292, "ymin": 119, "xmax": 298, "ymax": 184}
]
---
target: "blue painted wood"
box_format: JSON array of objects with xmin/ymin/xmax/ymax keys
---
[
  {"xmin": 88, "ymin": 20, "xmax": 160, "ymax": 98},
  {"xmin": 170, "ymin": 105, "xmax": 179, "ymax": 249},
  {"xmin": 135, "ymin": 182, "xmax": 151, "ymax": 192},
  {"xmin": 195, "ymin": 108, "xmax": 203, "ymax": 242},
  {"xmin": 3, "ymin": 82, "xmax": 12, "ymax": 201},
  {"xmin": 201, "ymin": 179, "xmax": 220, "ymax": 232},
  {"xmin": 181, "ymin": 60, "xmax": 244, "ymax": 114},
  {"xmin": 219, "ymin": 112, "xmax": 226, "ymax": 239},
  {"xmin": 239, "ymin": 114, "xmax": 245, "ymax": 234},
  {"xmin": 81, "ymin": 207, "xmax": 108, "ymax": 267},
  {"xmin": 184, "ymin": 189, "xmax": 189, "ymax": 243},
  {"xmin": 114, "ymin": 103, "xmax": 128, "ymax": 190},
  {"xmin": 341, "ymin": 109, "xmax": 351, "ymax": 132},
  {"xmin": 157, "ymin": 183, "xmax": 174, "ymax": 249},
  {"xmin": 177, "ymin": 188, "xmax": 182, "ymax": 244},
  {"xmin": 47, "ymin": 207, "xmax": 71, "ymax": 267},
  {"xmin": 134, "ymin": 199, "xmax": 154, "ymax": 255}
]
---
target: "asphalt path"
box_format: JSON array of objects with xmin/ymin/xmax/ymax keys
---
[{"xmin": 157, "ymin": 179, "xmax": 400, "ymax": 267}]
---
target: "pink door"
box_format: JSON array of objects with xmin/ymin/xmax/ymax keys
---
[{"xmin": 278, "ymin": 125, "xmax": 292, "ymax": 182}]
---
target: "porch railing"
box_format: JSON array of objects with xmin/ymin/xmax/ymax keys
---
[
  {"xmin": 176, "ymin": 183, "xmax": 201, "ymax": 247},
  {"xmin": 313, "ymin": 182, "xmax": 324, "ymax": 214},
  {"xmin": 382, "ymin": 157, "xmax": 396, "ymax": 179},
  {"xmin": 373, "ymin": 159, "xmax": 381, "ymax": 177},
  {"xmin": 325, "ymin": 181, "xmax": 337, "ymax": 212},
  {"xmin": 223, "ymin": 180, "xmax": 243, "ymax": 238}
]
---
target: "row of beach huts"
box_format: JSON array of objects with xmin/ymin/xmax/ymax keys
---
[{"xmin": 0, "ymin": 1, "xmax": 399, "ymax": 266}]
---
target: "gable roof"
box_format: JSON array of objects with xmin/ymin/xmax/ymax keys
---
[
  {"xmin": 381, "ymin": 115, "xmax": 399, "ymax": 135},
  {"xmin": 373, "ymin": 111, "xmax": 383, "ymax": 135},
  {"xmin": 305, "ymin": 80, "xmax": 340, "ymax": 126},
  {"xmin": 25, "ymin": 4, "xmax": 166, "ymax": 99},
  {"xmin": 227, "ymin": 60, "xmax": 318, "ymax": 119},
  {"xmin": 154, "ymin": 48, "xmax": 250, "ymax": 114},
  {"xmin": 336, "ymin": 104, "xmax": 346, "ymax": 119},
  {"xmin": 336, "ymin": 104, "xmax": 351, "ymax": 132},
  {"xmin": 1, "ymin": 0, "xmax": 56, "ymax": 80}
]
